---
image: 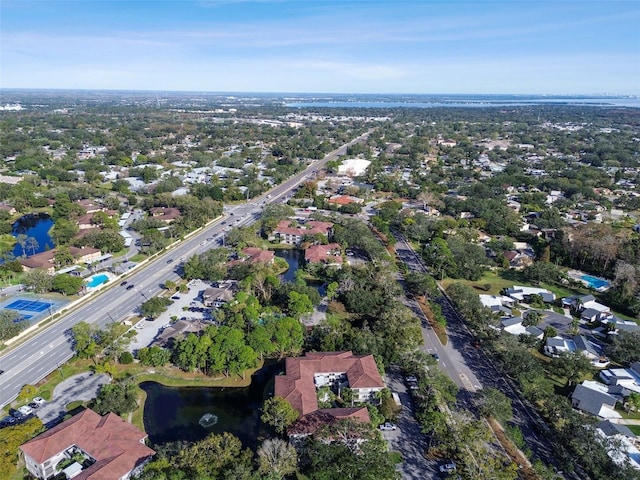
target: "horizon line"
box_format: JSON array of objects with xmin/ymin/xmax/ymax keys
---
[{"xmin": 0, "ymin": 88, "xmax": 637, "ymax": 98}]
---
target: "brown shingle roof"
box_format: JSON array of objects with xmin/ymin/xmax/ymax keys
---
[
  {"xmin": 304, "ymin": 243, "xmax": 342, "ymax": 264},
  {"xmin": 20, "ymin": 409, "xmax": 154, "ymax": 480}
]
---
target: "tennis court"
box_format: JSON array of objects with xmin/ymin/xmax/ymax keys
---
[
  {"xmin": 5, "ymin": 299, "xmax": 54, "ymax": 313},
  {"xmin": 1, "ymin": 296, "xmax": 69, "ymax": 326}
]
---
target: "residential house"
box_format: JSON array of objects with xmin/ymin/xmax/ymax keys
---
[
  {"xmin": 600, "ymin": 362, "xmax": 640, "ymax": 395},
  {"xmin": 19, "ymin": 247, "xmax": 102, "ymax": 274},
  {"xmin": 327, "ymin": 195, "xmax": 364, "ymax": 207},
  {"xmin": 75, "ymin": 199, "xmax": 104, "ymax": 214},
  {"xmin": 149, "ymin": 207, "xmax": 181, "ymax": 224},
  {"xmin": 275, "ymin": 351, "xmax": 385, "ymax": 437},
  {"xmin": 505, "ymin": 286, "xmax": 555, "ymax": 303},
  {"xmin": 544, "ymin": 335, "xmax": 609, "ymax": 367},
  {"xmin": 233, "ymin": 247, "xmax": 275, "ymax": 265},
  {"xmin": 571, "ymin": 381, "xmax": 621, "ymax": 418},
  {"xmin": 272, "ymin": 220, "xmax": 333, "ymax": 245},
  {"xmin": 597, "ymin": 421, "xmax": 640, "ymax": 470},
  {"xmin": 154, "ymin": 319, "xmax": 208, "ymax": 348},
  {"xmin": 305, "ymin": 243, "xmax": 343, "ymax": 267},
  {"xmin": 202, "ymin": 282, "xmax": 237, "ymax": 308},
  {"xmin": 20, "ymin": 408, "xmax": 154, "ymax": 480},
  {"xmin": 499, "ymin": 317, "xmax": 544, "ymax": 339}
]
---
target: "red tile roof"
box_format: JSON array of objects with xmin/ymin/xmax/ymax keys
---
[
  {"xmin": 241, "ymin": 247, "xmax": 275, "ymax": 264},
  {"xmin": 304, "ymin": 243, "xmax": 343, "ymax": 264},
  {"xmin": 20, "ymin": 409, "xmax": 154, "ymax": 480},
  {"xmin": 275, "ymin": 351, "xmax": 383, "ymax": 416},
  {"xmin": 275, "ymin": 220, "xmax": 333, "ymax": 238},
  {"xmin": 286, "ymin": 407, "xmax": 370, "ymax": 436}
]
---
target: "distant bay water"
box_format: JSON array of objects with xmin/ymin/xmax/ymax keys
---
[{"xmin": 284, "ymin": 95, "xmax": 640, "ymax": 109}]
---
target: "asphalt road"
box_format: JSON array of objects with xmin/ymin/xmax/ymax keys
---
[
  {"xmin": 0, "ymin": 131, "xmax": 371, "ymax": 408},
  {"xmin": 393, "ymin": 232, "xmax": 562, "ymax": 473}
]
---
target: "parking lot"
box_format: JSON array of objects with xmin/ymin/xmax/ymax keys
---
[{"xmin": 128, "ymin": 279, "xmax": 215, "ymax": 352}]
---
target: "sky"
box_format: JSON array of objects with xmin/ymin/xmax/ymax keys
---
[{"xmin": 1, "ymin": 0, "xmax": 639, "ymax": 95}]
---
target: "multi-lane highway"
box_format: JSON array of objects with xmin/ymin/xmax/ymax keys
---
[{"xmin": 0, "ymin": 131, "xmax": 371, "ymax": 408}]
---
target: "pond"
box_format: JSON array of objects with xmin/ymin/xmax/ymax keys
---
[
  {"xmin": 11, "ymin": 213, "xmax": 55, "ymax": 258},
  {"xmin": 140, "ymin": 361, "xmax": 282, "ymax": 449},
  {"xmin": 274, "ymin": 249, "xmax": 304, "ymax": 282},
  {"xmin": 274, "ymin": 249, "xmax": 326, "ymax": 295}
]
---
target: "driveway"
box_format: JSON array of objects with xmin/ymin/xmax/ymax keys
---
[
  {"xmin": 384, "ymin": 367, "xmax": 439, "ymax": 479},
  {"xmin": 36, "ymin": 372, "xmax": 110, "ymax": 426}
]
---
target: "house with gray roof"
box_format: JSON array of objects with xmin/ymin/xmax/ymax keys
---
[{"xmin": 571, "ymin": 381, "xmax": 621, "ymax": 418}]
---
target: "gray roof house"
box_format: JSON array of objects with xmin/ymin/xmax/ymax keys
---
[
  {"xmin": 597, "ymin": 420, "xmax": 636, "ymax": 440},
  {"xmin": 571, "ymin": 381, "xmax": 620, "ymax": 418}
]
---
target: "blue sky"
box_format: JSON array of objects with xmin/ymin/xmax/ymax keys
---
[{"xmin": 1, "ymin": 0, "xmax": 638, "ymax": 94}]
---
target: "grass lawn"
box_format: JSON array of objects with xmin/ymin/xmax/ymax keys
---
[
  {"xmin": 440, "ymin": 269, "xmax": 590, "ymax": 299},
  {"xmin": 627, "ymin": 425, "xmax": 640, "ymax": 436}
]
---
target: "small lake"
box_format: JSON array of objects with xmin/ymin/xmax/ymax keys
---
[
  {"xmin": 275, "ymin": 249, "xmax": 305, "ymax": 282},
  {"xmin": 274, "ymin": 249, "xmax": 326, "ymax": 294},
  {"xmin": 140, "ymin": 361, "xmax": 281, "ymax": 449},
  {"xmin": 11, "ymin": 213, "xmax": 55, "ymax": 257}
]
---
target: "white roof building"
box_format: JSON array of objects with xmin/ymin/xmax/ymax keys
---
[{"xmin": 338, "ymin": 159, "xmax": 371, "ymax": 177}]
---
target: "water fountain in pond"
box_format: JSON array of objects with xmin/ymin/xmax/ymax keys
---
[{"xmin": 199, "ymin": 413, "xmax": 218, "ymax": 428}]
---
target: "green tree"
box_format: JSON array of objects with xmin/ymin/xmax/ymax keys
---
[
  {"xmin": 0, "ymin": 417, "xmax": 45, "ymax": 479},
  {"xmin": 0, "ymin": 310, "xmax": 28, "ymax": 341},
  {"xmin": 261, "ymin": 396, "xmax": 299, "ymax": 434},
  {"xmin": 478, "ymin": 387, "xmax": 513, "ymax": 423},
  {"xmin": 287, "ymin": 290, "xmax": 313, "ymax": 317},
  {"xmin": 552, "ymin": 351, "xmax": 595, "ymax": 387},
  {"xmin": 92, "ymin": 381, "xmax": 138, "ymax": 415},
  {"xmin": 70, "ymin": 321, "xmax": 98, "ymax": 359},
  {"xmin": 606, "ymin": 331, "xmax": 640, "ymax": 365},
  {"xmin": 52, "ymin": 273, "xmax": 84, "ymax": 295},
  {"xmin": 139, "ymin": 296, "xmax": 172, "ymax": 319},
  {"xmin": 138, "ymin": 346, "xmax": 172, "ymax": 367},
  {"xmin": 22, "ymin": 268, "xmax": 53, "ymax": 293}
]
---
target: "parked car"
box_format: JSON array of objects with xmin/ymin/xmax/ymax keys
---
[
  {"xmin": 28, "ymin": 402, "xmax": 39, "ymax": 409},
  {"xmin": 379, "ymin": 422, "xmax": 397, "ymax": 431},
  {"xmin": 1, "ymin": 415, "xmax": 17, "ymax": 426},
  {"xmin": 405, "ymin": 375, "xmax": 417, "ymax": 383},
  {"xmin": 33, "ymin": 397, "xmax": 46, "ymax": 405},
  {"xmin": 439, "ymin": 462, "xmax": 456, "ymax": 473},
  {"xmin": 18, "ymin": 405, "xmax": 34, "ymax": 416},
  {"xmin": 10, "ymin": 409, "xmax": 24, "ymax": 419}
]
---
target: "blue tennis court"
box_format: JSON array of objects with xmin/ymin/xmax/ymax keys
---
[{"xmin": 5, "ymin": 299, "xmax": 54, "ymax": 312}]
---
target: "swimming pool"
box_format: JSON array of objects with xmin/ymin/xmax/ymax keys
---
[
  {"xmin": 581, "ymin": 274, "xmax": 610, "ymax": 290},
  {"xmin": 86, "ymin": 274, "xmax": 109, "ymax": 288}
]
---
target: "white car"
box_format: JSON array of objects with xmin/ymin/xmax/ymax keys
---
[
  {"xmin": 33, "ymin": 397, "xmax": 46, "ymax": 406},
  {"xmin": 379, "ymin": 422, "xmax": 397, "ymax": 431},
  {"xmin": 405, "ymin": 375, "xmax": 417, "ymax": 383},
  {"xmin": 18, "ymin": 405, "xmax": 34, "ymax": 416}
]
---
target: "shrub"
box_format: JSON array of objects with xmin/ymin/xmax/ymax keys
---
[{"xmin": 119, "ymin": 352, "xmax": 134, "ymax": 364}]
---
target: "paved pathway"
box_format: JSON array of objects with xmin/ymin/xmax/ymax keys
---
[{"xmin": 36, "ymin": 372, "xmax": 110, "ymax": 426}]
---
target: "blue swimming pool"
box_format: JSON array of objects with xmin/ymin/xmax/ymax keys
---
[
  {"xmin": 86, "ymin": 274, "xmax": 109, "ymax": 288},
  {"xmin": 581, "ymin": 274, "xmax": 610, "ymax": 290}
]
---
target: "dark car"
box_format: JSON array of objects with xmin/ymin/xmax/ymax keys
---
[
  {"xmin": 126, "ymin": 284, "xmax": 135, "ymax": 290},
  {"xmin": 167, "ymin": 259, "xmax": 173, "ymax": 264},
  {"xmin": 28, "ymin": 402, "xmax": 39, "ymax": 409},
  {"xmin": 432, "ymin": 353, "xmax": 440, "ymax": 361},
  {"xmin": 0, "ymin": 369, "xmax": 4, "ymax": 375},
  {"xmin": 120, "ymin": 281, "xmax": 128, "ymax": 286}
]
